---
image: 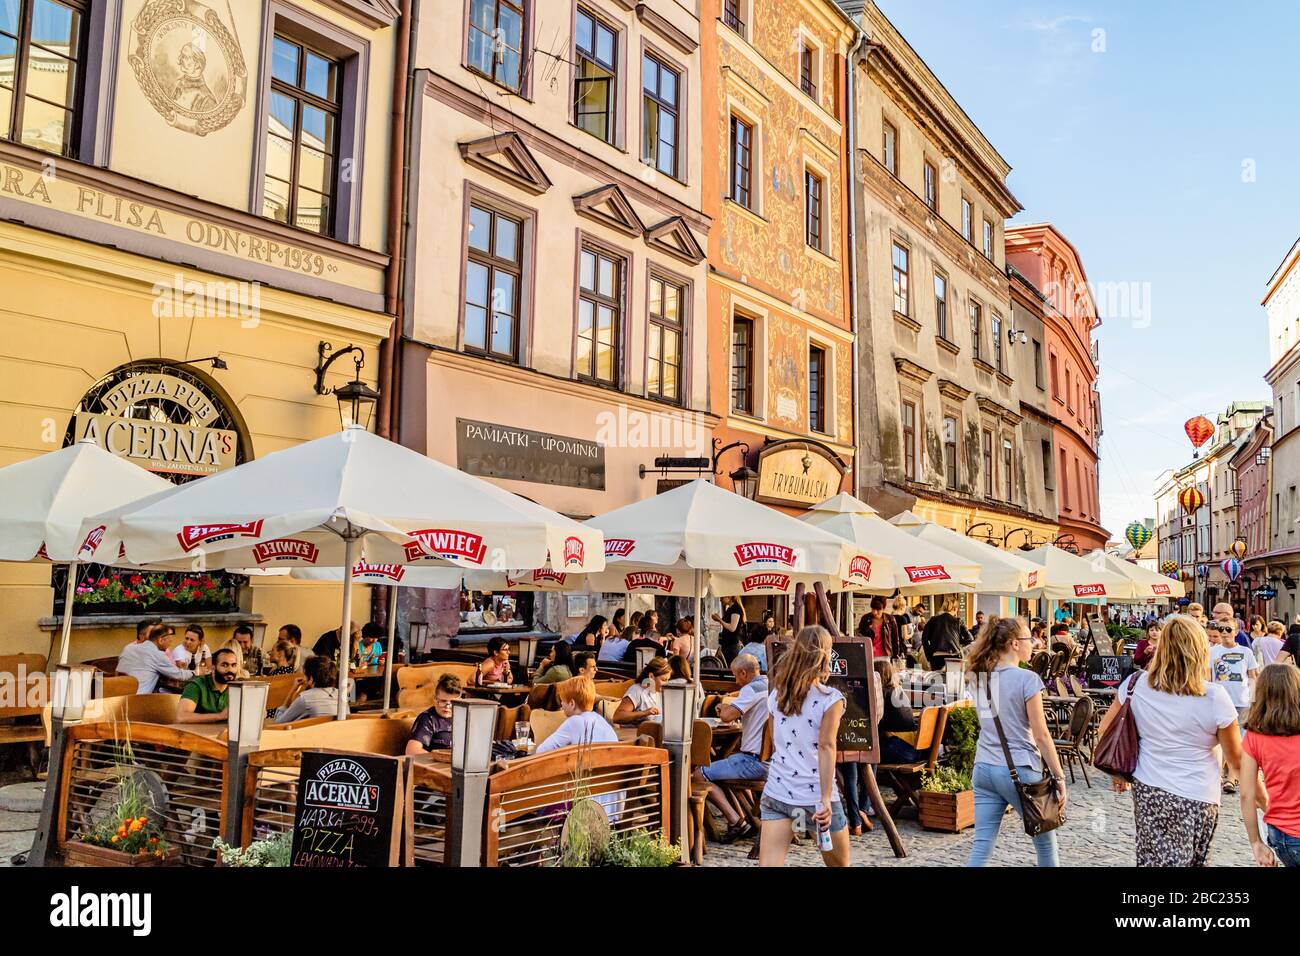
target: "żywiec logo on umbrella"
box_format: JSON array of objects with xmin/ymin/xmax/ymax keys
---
[
  {"xmin": 562, "ymin": 536, "xmax": 585, "ymax": 568},
  {"xmin": 741, "ymin": 572, "xmax": 790, "ymax": 593},
  {"xmin": 845, "ymin": 555, "xmax": 873, "ymax": 582},
  {"xmin": 251, "ymin": 538, "xmax": 319, "ymax": 564},
  {"xmin": 733, "ymin": 542, "xmax": 796, "ymax": 568},
  {"xmin": 403, "ymin": 528, "xmax": 487, "ymax": 564},
  {"xmin": 904, "ymin": 565, "xmax": 949, "ymax": 583},
  {"xmin": 303, "ymin": 757, "xmax": 378, "ymax": 813},
  {"xmin": 1027, "ymin": 571, "xmax": 1039, "ymax": 588},
  {"xmin": 624, "ymin": 571, "xmax": 673, "ymax": 593},
  {"xmin": 1074, "ymin": 583, "xmax": 1106, "ymax": 597},
  {"xmin": 78, "ymin": 525, "xmax": 107, "ymax": 558},
  {"xmin": 508, "ymin": 569, "xmax": 567, "ymax": 587},
  {"xmin": 353, "ymin": 560, "xmax": 404, "ymax": 582},
  {"xmin": 604, "ymin": 538, "xmax": 636, "ymax": 558},
  {"xmin": 177, "ymin": 520, "xmax": 264, "ymax": 552}
]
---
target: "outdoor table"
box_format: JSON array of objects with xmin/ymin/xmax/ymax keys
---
[{"xmin": 465, "ymin": 683, "xmax": 531, "ymax": 704}]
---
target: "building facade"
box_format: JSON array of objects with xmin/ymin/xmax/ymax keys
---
[
  {"xmin": 1230, "ymin": 413, "xmax": 1273, "ymax": 618},
  {"xmin": 0, "ymin": 0, "xmax": 401, "ymax": 659},
  {"xmin": 1005, "ymin": 223, "xmax": 1107, "ymax": 554},
  {"xmin": 1262, "ymin": 238, "xmax": 1300, "ymax": 622},
  {"xmin": 704, "ymin": 0, "xmax": 858, "ymax": 519},
  {"xmin": 400, "ymin": 0, "xmax": 716, "ymax": 635}
]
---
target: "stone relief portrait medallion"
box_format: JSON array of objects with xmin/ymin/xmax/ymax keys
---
[{"xmin": 128, "ymin": 0, "xmax": 248, "ymax": 136}]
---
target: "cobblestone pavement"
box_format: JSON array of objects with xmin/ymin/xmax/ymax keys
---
[
  {"xmin": 0, "ymin": 809, "xmax": 38, "ymax": 867},
  {"xmin": 702, "ymin": 779, "xmax": 1258, "ymax": 867}
]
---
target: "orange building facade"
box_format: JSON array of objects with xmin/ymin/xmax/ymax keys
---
[
  {"xmin": 1006, "ymin": 224, "xmax": 1108, "ymax": 553},
  {"xmin": 701, "ymin": 0, "xmax": 858, "ymax": 513}
]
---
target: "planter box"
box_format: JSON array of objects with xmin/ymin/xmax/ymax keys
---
[
  {"xmin": 72, "ymin": 601, "xmax": 144, "ymax": 616},
  {"xmin": 917, "ymin": 789, "xmax": 975, "ymax": 833},
  {"xmin": 63, "ymin": 842, "xmax": 181, "ymax": 867},
  {"xmin": 146, "ymin": 600, "xmax": 232, "ymax": 614}
]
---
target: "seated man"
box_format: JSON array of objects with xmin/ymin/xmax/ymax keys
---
[
  {"xmin": 405, "ymin": 674, "xmax": 463, "ymax": 755},
  {"xmin": 737, "ymin": 622, "xmax": 769, "ymax": 673},
  {"xmin": 232, "ymin": 624, "xmax": 264, "ymax": 676},
  {"xmin": 117, "ymin": 623, "xmax": 198, "ymax": 694},
  {"xmin": 572, "ymin": 651, "xmax": 598, "ymax": 681},
  {"xmin": 177, "ymin": 647, "xmax": 238, "ymax": 723},
  {"xmin": 273, "ymin": 655, "xmax": 345, "ymax": 723},
  {"xmin": 694, "ymin": 654, "xmax": 768, "ymax": 842},
  {"xmin": 278, "ymin": 623, "xmax": 311, "ymax": 671}
]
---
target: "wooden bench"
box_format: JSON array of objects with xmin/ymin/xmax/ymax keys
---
[
  {"xmin": 1, "ymin": 663, "xmax": 48, "ymax": 777},
  {"xmin": 876, "ymin": 702, "xmax": 958, "ymax": 815},
  {"xmin": 396, "ymin": 662, "xmax": 477, "ymax": 710}
]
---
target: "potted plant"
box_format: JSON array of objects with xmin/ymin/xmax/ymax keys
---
[
  {"xmin": 213, "ymin": 830, "xmax": 292, "ymax": 867},
  {"xmin": 65, "ymin": 764, "xmax": 178, "ymax": 866},
  {"xmin": 142, "ymin": 574, "xmax": 234, "ymax": 614},
  {"xmin": 915, "ymin": 704, "xmax": 980, "ymax": 833},
  {"xmin": 73, "ymin": 573, "xmax": 145, "ymax": 615}
]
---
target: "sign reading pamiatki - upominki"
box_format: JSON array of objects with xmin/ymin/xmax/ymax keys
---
[{"xmin": 456, "ymin": 418, "xmax": 605, "ymax": 490}]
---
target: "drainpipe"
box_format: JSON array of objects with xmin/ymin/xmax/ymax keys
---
[{"xmin": 845, "ymin": 22, "xmax": 868, "ymax": 498}]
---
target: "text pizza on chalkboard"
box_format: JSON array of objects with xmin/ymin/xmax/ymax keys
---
[
  {"xmin": 291, "ymin": 752, "xmax": 403, "ymax": 868},
  {"xmin": 1086, "ymin": 654, "xmax": 1133, "ymax": 688},
  {"xmin": 767, "ymin": 639, "xmax": 879, "ymax": 762}
]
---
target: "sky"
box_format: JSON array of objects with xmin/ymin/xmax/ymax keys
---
[{"xmin": 875, "ymin": 0, "xmax": 1297, "ymax": 538}]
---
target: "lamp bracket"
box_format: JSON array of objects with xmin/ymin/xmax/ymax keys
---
[{"xmin": 315, "ymin": 341, "xmax": 364, "ymax": 395}]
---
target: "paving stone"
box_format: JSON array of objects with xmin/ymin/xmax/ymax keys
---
[{"xmin": 0, "ymin": 781, "xmax": 45, "ymax": 813}]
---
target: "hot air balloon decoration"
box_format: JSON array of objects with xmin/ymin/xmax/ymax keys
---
[
  {"xmin": 1125, "ymin": 521, "xmax": 1153, "ymax": 551},
  {"xmin": 1178, "ymin": 486, "xmax": 1205, "ymax": 514},
  {"xmin": 1185, "ymin": 416, "xmax": 1215, "ymax": 458},
  {"xmin": 1197, "ymin": 564, "xmax": 1209, "ymax": 580},
  {"xmin": 1179, "ymin": 569, "xmax": 1195, "ymax": 584},
  {"xmin": 1160, "ymin": 559, "xmax": 1178, "ymax": 574},
  {"xmin": 1222, "ymin": 558, "xmax": 1242, "ymax": 582},
  {"xmin": 1229, "ymin": 539, "xmax": 1247, "ymax": 560}
]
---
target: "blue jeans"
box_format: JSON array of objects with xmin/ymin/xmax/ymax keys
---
[
  {"xmin": 968, "ymin": 762, "xmax": 1059, "ymax": 867},
  {"xmin": 1267, "ymin": 824, "xmax": 1300, "ymax": 867},
  {"xmin": 700, "ymin": 751, "xmax": 767, "ymax": 782},
  {"xmin": 838, "ymin": 763, "xmax": 863, "ymax": 825}
]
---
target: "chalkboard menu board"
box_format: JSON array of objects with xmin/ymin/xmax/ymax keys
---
[
  {"xmin": 768, "ymin": 639, "xmax": 879, "ymax": 762},
  {"xmin": 291, "ymin": 752, "xmax": 403, "ymax": 868},
  {"xmin": 1086, "ymin": 654, "xmax": 1133, "ymax": 688},
  {"xmin": 1087, "ymin": 617, "xmax": 1114, "ymax": 657}
]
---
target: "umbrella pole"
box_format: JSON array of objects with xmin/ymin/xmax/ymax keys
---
[
  {"xmin": 693, "ymin": 569, "xmax": 702, "ymax": 696},
  {"xmin": 337, "ymin": 537, "xmax": 358, "ymax": 721},
  {"xmin": 57, "ymin": 561, "xmax": 78, "ymax": 666},
  {"xmin": 382, "ymin": 584, "xmax": 398, "ymax": 714}
]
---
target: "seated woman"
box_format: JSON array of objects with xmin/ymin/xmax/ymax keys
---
[
  {"xmin": 536, "ymin": 676, "xmax": 622, "ymax": 821},
  {"xmin": 667, "ymin": 618, "xmax": 694, "ymax": 659},
  {"xmin": 533, "ymin": 640, "xmax": 574, "ymax": 684},
  {"xmin": 476, "ymin": 636, "xmax": 514, "ymax": 685},
  {"xmin": 668, "ymin": 654, "xmax": 692, "ymax": 682},
  {"xmin": 1133, "ymin": 621, "xmax": 1161, "ymax": 669},
  {"xmin": 263, "ymin": 639, "xmax": 298, "ymax": 676},
  {"xmin": 622, "ymin": 627, "xmax": 667, "ymax": 663},
  {"xmin": 356, "ymin": 623, "xmax": 385, "ymax": 667},
  {"xmin": 873, "ymin": 659, "xmax": 921, "ymax": 764},
  {"xmin": 273, "ymin": 655, "xmax": 346, "ymax": 723},
  {"xmin": 405, "ymin": 674, "xmax": 463, "ymax": 755},
  {"xmin": 597, "ymin": 625, "xmax": 634, "ymax": 663},
  {"xmin": 571, "ymin": 615, "xmax": 609, "ymax": 654},
  {"xmin": 612, "ymin": 657, "xmax": 671, "ymax": 725}
]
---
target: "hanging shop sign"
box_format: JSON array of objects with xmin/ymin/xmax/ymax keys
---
[
  {"xmin": 456, "ymin": 418, "xmax": 605, "ymax": 491},
  {"xmin": 754, "ymin": 440, "xmax": 847, "ymax": 509}
]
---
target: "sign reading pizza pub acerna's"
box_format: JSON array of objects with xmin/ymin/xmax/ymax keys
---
[{"xmin": 456, "ymin": 418, "xmax": 605, "ymax": 490}]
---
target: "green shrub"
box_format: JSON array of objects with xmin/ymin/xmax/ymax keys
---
[
  {"xmin": 602, "ymin": 829, "xmax": 682, "ymax": 867},
  {"xmin": 213, "ymin": 830, "xmax": 293, "ymax": 867},
  {"xmin": 920, "ymin": 766, "xmax": 972, "ymax": 793},
  {"xmin": 943, "ymin": 705, "xmax": 980, "ymax": 779}
]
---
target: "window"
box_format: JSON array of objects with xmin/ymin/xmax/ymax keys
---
[
  {"xmin": 574, "ymin": 8, "xmax": 616, "ymax": 143},
  {"xmin": 1065, "ymin": 367, "xmax": 1073, "ymax": 410},
  {"xmin": 891, "ymin": 242, "xmax": 909, "ymax": 315},
  {"xmin": 799, "ymin": 43, "xmax": 816, "ymax": 98},
  {"xmin": 961, "ymin": 196, "xmax": 972, "ymax": 242},
  {"xmin": 722, "ymin": 0, "xmax": 745, "ymax": 36},
  {"xmin": 464, "ymin": 203, "xmax": 522, "ymax": 360},
  {"xmin": 729, "ymin": 115, "xmax": 753, "ymax": 208},
  {"xmin": 934, "ymin": 272, "xmax": 948, "ymax": 338},
  {"xmin": 882, "ymin": 119, "xmax": 897, "ymax": 176},
  {"xmin": 467, "ymin": 0, "xmax": 525, "ymax": 92},
  {"xmin": 1060, "ymin": 448, "xmax": 1068, "ymax": 509},
  {"xmin": 731, "ymin": 315, "xmax": 754, "ymax": 414},
  {"xmin": 991, "ymin": 313, "xmax": 1003, "ymax": 371},
  {"xmin": 642, "ymin": 53, "xmax": 679, "ymax": 177},
  {"xmin": 982, "ymin": 218, "xmax": 993, "ymax": 259},
  {"xmin": 923, "ymin": 160, "xmax": 937, "ymax": 211},
  {"xmin": 969, "ymin": 300, "xmax": 982, "ymax": 361},
  {"xmin": 0, "ymin": 0, "xmax": 88, "ymax": 156},
  {"xmin": 982, "ymin": 429, "xmax": 994, "ymax": 496},
  {"xmin": 264, "ymin": 35, "xmax": 341, "ymax": 235},
  {"xmin": 805, "ymin": 168, "xmax": 823, "ymax": 250},
  {"xmin": 1041, "ymin": 439, "xmax": 1052, "ymax": 488},
  {"xmin": 901, "ymin": 400, "xmax": 917, "ymax": 480},
  {"xmin": 646, "ymin": 275, "xmax": 683, "ymax": 403},
  {"xmin": 577, "ymin": 245, "xmax": 622, "ymax": 386},
  {"xmin": 1050, "ymin": 353, "xmax": 1060, "ymax": 398},
  {"xmin": 1033, "ymin": 339, "xmax": 1044, "ymax": 388},
  {"xmin": 1002, "ymin": 438, "xmax": 1013, "ymax": 500},
  {"xmin": 943, "ymin": 416, "xmax": 959, "ymax": 490},
  {"xmin": 809, "ymin": 344, "xmax": 826, "ymax": 432}
]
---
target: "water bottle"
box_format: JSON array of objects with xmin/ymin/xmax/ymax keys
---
[{"xmin": 817, "ymin": 822, "xmax": 833, "ymax": 852}]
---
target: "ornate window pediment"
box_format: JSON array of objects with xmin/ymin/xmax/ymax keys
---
[
  {"xmin": 458, "ymin": 132, "xmax": 552, "ymax": 196},
  {"xmin": 573, "ymin": 184, "xmax": 645, "ymax": 237},
  {"xmin": 644, "ymin": 216, "xmax": 705, "ymax": 265}
]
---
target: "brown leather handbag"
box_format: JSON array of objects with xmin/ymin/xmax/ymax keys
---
[
  {"xmin": 986, "ymin": 684, "xmax": 1065, "ymax": 837},
  {"xmin": 1092, "ymin": 671, "xmax": 1142, "ymax": 781}
]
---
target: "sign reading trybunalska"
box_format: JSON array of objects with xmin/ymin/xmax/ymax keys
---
[
  {"xmin": 754, "ymin": 440, "xmax": 847, "ymax": 509},
  {"xmin": 290, "ymin": 752, "xmax": 402, "ymax": 868},
  {"xmin": 457, "ymin": 418, "xmax": 605, "ymax": 490}
]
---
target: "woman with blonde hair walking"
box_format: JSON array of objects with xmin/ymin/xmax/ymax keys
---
[{"xmin": 1098, "ymin": 614, "xmax": 1242, "ymax": 866}]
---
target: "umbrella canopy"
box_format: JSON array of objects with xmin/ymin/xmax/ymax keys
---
[
  {"xmin": 1018, "ymin": 545, "xmax": 1136, "ymax": 601},
  {"xmin": 802, "ymin": 494, "xmax": 981, "ymax": 595},
  {"xmin": 888, "ymin": 509, "xmax": 1044, "ymax": 595},
  {"xmin": 1084, "ymin": 551, "xmax": 1186, "ymax": 600}
]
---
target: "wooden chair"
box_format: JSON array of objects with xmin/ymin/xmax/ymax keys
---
[
  {"xmin": 99, "ymin": 675, "xmax": 138, "ymax": 698},
  {"xmin": 80, "ymin": 656, "xmax": 119, "ymax": 674},
  {"xmin": 716, "ymin": 717, "xmax": 773, "ymax": 860},
  {"xmin": 495, "ymin": 703, "xmax": 532, "ymax": 741},
  {"xmin": 591, "ymin": 678, "xmax": 633, "ymax": 700},
  {"xmin": 1053, "ymin": 694, "xmax": 1093, "ymax": 787},
  {"xmin": 396, "ymin": 662, "xmax": 477, "ymax": 710},
  {"xmin": 528, "ymin": 708, "xmax": 567, "ymax": 745},
  {"xmin": 262, "ymin": 672, "xmax": 302, "ymax": 712},
  {"xmin": 686, "ymin": 719, "xmax": 713, "ymax": 866},
  {"xmin": 526, "ymin": 683, "xmax": 558, "ymax": 711},
  {"xmin": 698, "ymin": 694, "xmax": 721, "ymax": 718},
  {"xmin": 593, "ymin": 696, "xmax": 621, "ymax": 724},
  {"xmin": 0, "ymin": 667, "xmax": 46, "ymax": 778},
  {"xmin": 876, "ymin": 702, "xmax": 954, "ymax": 815}
]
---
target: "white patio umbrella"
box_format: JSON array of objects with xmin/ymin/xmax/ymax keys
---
[
  {"xmin": 1018, "ymin": 545, "xmax": 1137, "ymax": 602},
  {"xmin": 801, "ymin": 494, "xmax": 982, "ymax": 595},
  {"xmin": 78, "ymin": 426, "xmax": 605, "ymax": 718},
  {"xmin": 0, "ymin": 439, "xmax": 174, "ymax": 665},
  {"xmin": 1084, "ymin": 550, "xmax": 1185, "ymax": 601},
  {"xmin": 888, "ymin": 508, "xmax": 1046, "ymax": 595},
  {"xmin": 585, "ymin": 479, "xmax": 862, "ymax": 691}
]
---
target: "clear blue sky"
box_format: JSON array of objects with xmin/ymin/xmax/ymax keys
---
[{"xmin": 875, "ymin": 0, "xmax": 1296, "ymax": 538}]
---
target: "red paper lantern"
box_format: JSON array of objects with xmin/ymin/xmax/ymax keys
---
[
  {"xmin": 1178, "ymin": 486, "xmax": 1205, "ymax": 514},
  {"xmin": 1184, "ymin": 416, "xmax": 1214, "ymax": 456}
]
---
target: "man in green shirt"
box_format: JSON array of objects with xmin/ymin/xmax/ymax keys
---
[{"xmin": 178, "ymin": 647, "xmax": 238, "ymax": 723}]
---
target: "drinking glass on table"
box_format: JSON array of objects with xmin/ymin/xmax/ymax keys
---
[{"xmin": 513, "ymin": 722, "xmax": 533, "ymax": 750}]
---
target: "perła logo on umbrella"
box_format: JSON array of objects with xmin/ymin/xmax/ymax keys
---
[
  {"xmin": 904, "ymin": 565, "xmax": 949, "ymax": 583},
  {"xmin": 1074, "ymin": 583, "xmax": 1105, "ymax": 597}
]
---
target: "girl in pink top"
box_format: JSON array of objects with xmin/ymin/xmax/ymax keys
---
[{"xmin": 1241, "ymin": 664, "xmax": 1300, "ymax": 867}]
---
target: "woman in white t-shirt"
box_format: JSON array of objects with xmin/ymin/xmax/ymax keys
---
[
  {"xmin": 759, "ymin": 625, "xmax": 849, "ymax": 867},
  {"xmin": 1098, "ymin": 614, "xmax": 1243, "ymax": 867},
  {"xmin": 611, "ymin": 656, "xmax": 670, "ymax": 725}
]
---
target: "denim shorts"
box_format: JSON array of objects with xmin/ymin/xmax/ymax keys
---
[
  {"xmin": 759, "ymin": 794, "xmax": 848, "ymax": 834},
  {"xmin": 700, "ymin": 751, "xmax": 767, "ymax": 782},
  {"xmin": 1267, "ymin": 824, "xmax": 1300, "ymax": 868}
]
